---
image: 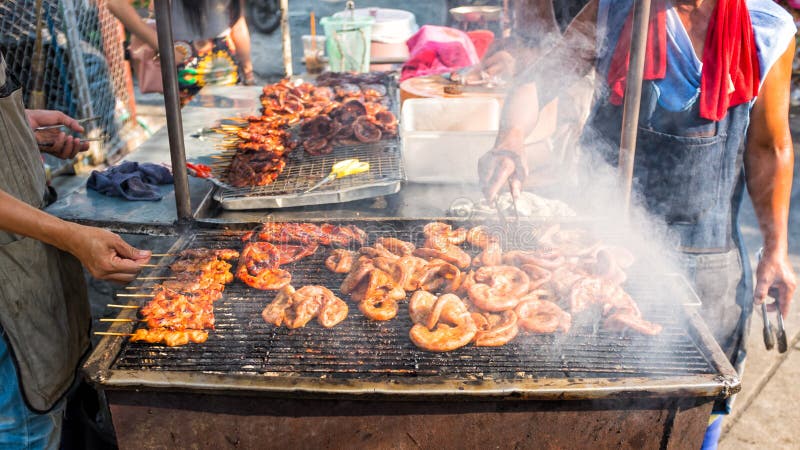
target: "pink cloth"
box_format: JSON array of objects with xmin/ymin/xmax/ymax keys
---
[{"xmin": 401, "ymin": 25, "xmax": 480, "ymax": 81}]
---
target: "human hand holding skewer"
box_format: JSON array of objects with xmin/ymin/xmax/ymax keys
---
[{"xmin": 62, "ymin": 224, "xmax": 152, "ymax": 284}]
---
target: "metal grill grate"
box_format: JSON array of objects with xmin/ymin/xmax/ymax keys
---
[
  {"xmin": 110, "ymin": 222, "xmax": 716, "ymax": 381},
  {"xmin": 0, "ymin": 0, "xmax": 144, "ymax": 170},
  {"xmin": 212, "ymin": 140, "xmax": 404, "ymax": 210}
]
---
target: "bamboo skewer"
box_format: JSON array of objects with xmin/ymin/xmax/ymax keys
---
[
  {"xmin": 107, "ymin": 304, "xmax": 140, "ymax": 309},
  {"xmin": 117, "ymin": 293, "xmax": 154, "ymax": 298},
  {"xmin": 100, "ymin": 318, "xmax": 143, "ymax": 323},
  {"xmin": 95, "ymin": 332, "xmax": 133, "ymax": 337},
  {"xmin": 150, "ymin": 253, "xmax": 174, "ymax": 257},
  {"xmin": 140, "ymin": 264, "xmax": 161, "ymax": 268}
]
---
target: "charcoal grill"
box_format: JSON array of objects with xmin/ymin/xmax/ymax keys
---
[{"xmin": 84, "ymin": 220, "xmax": 738, "ymax": 448}]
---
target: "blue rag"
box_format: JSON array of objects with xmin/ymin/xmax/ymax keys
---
[{"xmin": 87, "ymin": 161, "xmax": 173, "ymax": 201}]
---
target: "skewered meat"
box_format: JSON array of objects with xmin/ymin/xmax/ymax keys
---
[
  {"xmin": 468, "ymin": 266, "xmax": 530, "ymax": 312},
  {"xmin": 325, "ymin": 249, "xmax": 356, "ymax": 273},
  {"xmin": 141, "ymin": 288, "xmax": 219, "ymax": 331},
  {"xmin": 130, "ymin": 328, "xmax": 209, "ymax": 347},
  {"xmin": 237, "ymin": 242, "xmax": 292, "ymax": 290},
  {"xmin": 471, "ymin": 311, "xmax": 519, "ymax": 346},
  {"xmin": 515, "ymin": 296, "xmax": 572, "ymax": 333},
  {"xmin": 409, "ymin": 294, "xmax": 477, "ymax": 352},
  {"xmin": 176, "ymin": 248, "xmax": 240, "ymax": 261}
]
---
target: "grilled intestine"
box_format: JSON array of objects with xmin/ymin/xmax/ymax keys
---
[{"xmin": 323, "ymin": 222, "xmax": 661, "ymax": 352}]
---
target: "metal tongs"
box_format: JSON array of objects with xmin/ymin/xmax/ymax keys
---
[
  {"xmin": 756, "ymin": 248, "xmax": 788, "ymax": 353},
  {"xmin": 494, "ymin": 179, "xmax": 520, "ymax": 231},
  {"xmin": 303, "ymin": 158, "xmax": 370, "ymax": 194},
  {"xmin": 34, "ymin": 115, "xmax": 101, "ymax": 131}
]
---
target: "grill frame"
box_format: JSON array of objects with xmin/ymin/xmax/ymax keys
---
[{"xmin": 83, "ymin": 219, "xmax": 740, "ymax": 401}]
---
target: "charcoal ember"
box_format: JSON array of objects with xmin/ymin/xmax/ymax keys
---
[{"xmin": 352, "ymin": 116, "xmax": 382, "ymax": 143}]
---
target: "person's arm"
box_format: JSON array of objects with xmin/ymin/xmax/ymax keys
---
[
  {"xmin": 107, "ymin": 0, "xmax": 159, "ymax": 51},
  {"xmin": 230, "ymin": 0, "xmax": 254, "ymax": 85},
  {"xmin": 745, "ymin": 39, "xmax": 797, "ymax": 318},
  {"xmin": 0, "ymin": 189, "xmax": 151, "ymax": 283},
  {"xmin": 479, "ymin": 0, "xmax": 599, "ymax": 201},
  {"xmin": 26, "ymin": 110, "xmax": 89, "ymax": 160}
]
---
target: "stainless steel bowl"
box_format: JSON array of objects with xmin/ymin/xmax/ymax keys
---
[{"xmin": 449, "ymin": 6, "xmax": 503, "ymax": 23}]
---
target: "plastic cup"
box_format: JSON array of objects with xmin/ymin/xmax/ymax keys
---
[{"xmin": 302, "ymin": 35, "xmax": 327, "ymax": 75}]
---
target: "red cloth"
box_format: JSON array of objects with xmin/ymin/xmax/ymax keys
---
[
  {"xmin": 467, "ymin": 30, "xmax": 495, "ymax": 59},
  {"xmin": 607, "ymin": 0, "xmax": 759, "ymax": 121},
  {"xmin": 401, "ymin": 25, "xmax": 480, "ymax": 81}
]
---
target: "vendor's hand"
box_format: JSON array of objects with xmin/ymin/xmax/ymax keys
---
[
  {"xmin": 65, "ymin": 224, "xmax": 152, "ymax": 284},
  {"xmin": 478, "ymin": 129, "xmax": 528, "ymax": 202},
  {"xmin": 754, "ymin": 249, "xmax": 796, "ymax": 318},
  {"xmin": 480, "ymin": 50, "xmax": 516, "ymax": 80},
  {"xmin": 26, "ymin": 110, "xmax": 90, "ymax": 159}
]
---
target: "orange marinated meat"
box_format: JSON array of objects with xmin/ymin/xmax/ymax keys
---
[
  {"xmin": 515, "ymin": 296, "xmax": 571, "ymax": 334},
  {"xmin": 325, "ymin": 249, "xmax": 356, "ymax": 273},
  {"xmin": 409, "ymin": 294, "xmax": 477, "ymax": 352},
  {"xmin": 468, "ymin": 266, "xmax": 530, "ymax": 312},
  {"xmin": 471, "ymin": 310, "xmax": 520, "ymax": 346}
]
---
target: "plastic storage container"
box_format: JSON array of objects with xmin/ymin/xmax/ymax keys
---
[
  {"xmin": 401, "ymin": 98, "xmax": 500, "ymax": 183},
  {"xmin": 320, "ymin": 15, "xmax": 375, "ymax": 73}
]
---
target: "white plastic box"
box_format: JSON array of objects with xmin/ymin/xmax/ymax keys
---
[{"xmin": 400, "ymin": 97, "xmax": 500, "ymax": 183}]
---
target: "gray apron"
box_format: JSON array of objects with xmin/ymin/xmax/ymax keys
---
[
  {"xmin": 582, "ymin": 0, "xmax": 753, "ymax": 413},
  {"xmin": 0, "ymin": 54, "xmax": 90, "ymax": 413}
]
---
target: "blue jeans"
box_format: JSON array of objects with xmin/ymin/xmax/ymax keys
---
[{"xmin": 0, "ymin": 328, "xmax": 64, "ymax": 450}]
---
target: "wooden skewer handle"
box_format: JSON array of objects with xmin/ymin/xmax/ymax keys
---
[
  {"xmin": 94, "ymin": 332, "xmax": 133, "ymax": 337},
  {"xmin": 117, "ymin": 293, "xmax": 154, "ymax": 298},
  {"xmin": 107, "ymin": 304, "xmax": 140, "ymax": 309}
]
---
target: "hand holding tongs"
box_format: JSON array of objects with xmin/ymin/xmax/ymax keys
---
[
  {"xmin": 34, "ymin": 115, "xmax": 100, "ymax": 131},
  {"xmin": 756, "ymin": 248, "xmax": 788, "ymax": 353},
  {"xmin": 303, "ymin": 159, "xmax": 370, "ymax": 194}
]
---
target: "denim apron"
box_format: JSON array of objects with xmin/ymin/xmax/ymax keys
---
[
  {"xmin": 583, "ymin": 0, "xmax": 754, "ymax": 413},
  {"xmin": 0, "ymin": 53, "xmax": 90, "ymax": 415}
]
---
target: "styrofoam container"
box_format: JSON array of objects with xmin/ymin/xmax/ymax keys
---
[{"xmin": 401, "ymin": 97, "xmax": 500, "ymax": 183}]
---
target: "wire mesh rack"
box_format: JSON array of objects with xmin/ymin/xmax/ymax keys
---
[
  {"xmin": 0, "ymin": 0, "xmax": 145, "ymax": 172},
  {"xmin": 212, "ymin": 139, "xmax": 405, "ymax": 210}
]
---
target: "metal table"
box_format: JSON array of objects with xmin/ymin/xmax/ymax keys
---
[{"xmin": 46, "ymin": 85, "xmax": 490, "ymax": 230}]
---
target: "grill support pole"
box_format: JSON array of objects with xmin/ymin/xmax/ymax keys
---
[
  {"xmin": 154, "ymin": 0, "xmax": 192, "ymax": 221},
  {"xmin": 617, "ymin": 0, "xmax": 652, "ymax": 215}
]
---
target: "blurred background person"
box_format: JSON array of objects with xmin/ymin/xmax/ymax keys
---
[{"xmin": 109, "ymin": 0, "xmax": 255, "ymax": 104}]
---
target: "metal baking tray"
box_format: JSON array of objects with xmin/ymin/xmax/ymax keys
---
[{"xmin": 212, "ymin": 140, "xmax": 405, "ymax": 210}]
